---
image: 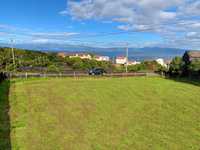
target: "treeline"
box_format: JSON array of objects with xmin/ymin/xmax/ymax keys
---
[
  {"xmin": 168, "ymin": 51, "xmax": 200, "ymax": 78},
  {"xmin": 0, "ymin": 47, "xmax": 61, "ymax": 72}
]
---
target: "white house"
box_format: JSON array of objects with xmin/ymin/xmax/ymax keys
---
[
  {"xmin": 57, "ymin": 52, "xmax": 92, "ymax": 59},
  {"xmin": 116, "ymin": 56, "xmax": 127, "ymax": 65},
  {"xmin": 95, "ymin": 56, "xmax": 110, "ymax": 61},
  {"xmin": 128, "ymin": 61, "xmax": 141, "ymax": 65},
  {"xmin": 156, "ymin": 58, "xmax": 167, "ymax": 67},
  {"xmin": 69, "ymin": 53, "xmax": 92, "ymax": 60}
]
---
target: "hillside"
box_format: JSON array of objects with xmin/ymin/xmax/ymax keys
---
[{"xmin": 0, "ymin": 43, "xmax": 186, "ymax": 60}]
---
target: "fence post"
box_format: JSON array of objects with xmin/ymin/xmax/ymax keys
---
[
  {"xmin": 25, "ymin": 72, "xmax": 28, "ymax": 79},
  {"xmin": 74, "ymin": 72, "xmax": 76, "ymax": 78}
]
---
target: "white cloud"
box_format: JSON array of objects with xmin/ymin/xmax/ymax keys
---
[
  {"xmin": 0, "ymin": 24, "xmax": 13, "ymax": 29},
  {"xmin": 31, "ymin": 39, "xmax": 49, "ymax": 43},
  {"xmin": 29, "ymin": 32, "xmax": 79, "ymax": 44},
  {"xmin": 0, "ymin": 24, "xmax": 19, "ymax": 34},
  {"xmin": 186, "ymin": 32, "xmax": 200, "ymax": 39},
  {"xmin": 63, "ymin": 0, "xmax": 200, "ymax": 49},
  {"xmin": 0, "ymin": 32, "xmax": 7, "ymax": 36},
  {"xmin": 59, "ymin": 10, "xmax": 68, "ymax": 16},
  {"xmin": 21, "ymin": 32, "xmax": 78, "ymax": 45},
  {"xmin": 117, "ymin": 25, "xmax": 130, "ymax": 31},
  {"xmin": 67, "ymin": 0, "xmax": 181, "ymax": 23},
  {"xmin": 31, "ymin": 32, "xmax": 79, "ymax": 39},
  {"xmin": 180, "ymin": 1, "xmax": 200, "ymax": 16},
  {"xmin": 159, "ymin": 11, "xmax": 176, "ymax": 20},
  {"xmin": 187, "ymin": 32, "xmax": 197, "ymax": 37},
  {"xmin": 65, "ymin": 0, "xmax": 184, "ymax": 34},
  {"xmin": 0, "ymin": 23, "xmax": 80, "ymax": 44}
]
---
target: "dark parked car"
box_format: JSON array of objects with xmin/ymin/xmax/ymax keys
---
[{"xmin": 89, "ymin": 68, "xmax": 106, "ymax": 75}]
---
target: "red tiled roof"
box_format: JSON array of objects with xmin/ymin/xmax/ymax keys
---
[
  {"xmin": 187, "ymin": 51, "xmax": 200, "ymax": 58},
  {"xmin": 116, "ymin": 56, "xmax": 126, "ymax": 59}
]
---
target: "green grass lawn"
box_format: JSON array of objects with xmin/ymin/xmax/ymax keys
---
[{"xmin": 1, "ymin": 77, "xmax": 200, "ymax": 150}]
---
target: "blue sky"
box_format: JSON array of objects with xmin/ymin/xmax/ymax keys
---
[{"xmin": 0, "ymin": 0, "xmax": 200, "ymax": 49}]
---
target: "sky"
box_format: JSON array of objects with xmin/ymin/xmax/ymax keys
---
[{"xmin": 0, "ymin": 0, "xmax": 200, "ymax": 49}]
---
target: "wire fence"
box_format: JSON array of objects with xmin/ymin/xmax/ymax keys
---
[{"xmin": 7, "ymin": 72, "xmax": 160, "ymax": 79}]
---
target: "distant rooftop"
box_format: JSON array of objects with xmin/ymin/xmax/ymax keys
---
[
  {"xmin": 116, "ymin": 56, "xmax": 126, "ymax": 59},
  {"xmin": 58, "ymin": 52, "xmax": 90, "ymax": 56},
  {"xmin": 186, "ymin": 50, "xmax": 200, "ymax": 58}
]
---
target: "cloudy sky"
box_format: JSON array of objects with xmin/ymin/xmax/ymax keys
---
[{"xmin": 0, "ymin": 0, "xmax": 200, "ymax": 49}]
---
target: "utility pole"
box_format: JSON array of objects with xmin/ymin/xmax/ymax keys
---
[
  {"xmin": 125, "ymin": 43, "xmax": 129, "ymax": 73},
  {"xmin": 11, "ymin": 39, "xmax": 16, "ymax": 72}
]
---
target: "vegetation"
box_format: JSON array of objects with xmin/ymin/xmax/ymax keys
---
[
  {"xmin": 4, "ymin": 77, "xmax": 200, "ymax": 149},
  {"xmin": 0, "ymin": 47, "xmax": 168, "ymax": 74},
  {"xmin": 127, "ymin": 61, "xmax": 166, "ymax": 73},
  {"xmin": 113, "ymin": 60, "xmax": 165, "ymax": 73},
  {"xmin": 0, "ymin": 80, "xmax": 11, "ymax": 150},
  {"xmin": 169, "ymin": 55, "xmax": 200, "ymax": 78},
  {"xmin": 188, "ymin": 59, "xmax": 200, "ymax": 76},
  {"xmin": 168, "ymin": 56, "xmax": 184, "ymax": 76},
  {"xmin": 0, "ymin": 47, "xmax": 60, "ymax": 72},
  {"xmin": 0, "ymin": 47, "xmax": 113, "ymax": 73},
  {"xmin": 65, "ymin": 57, "xmax": 113, "ymax": 71}
]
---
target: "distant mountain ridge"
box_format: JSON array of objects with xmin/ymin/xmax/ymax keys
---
[{"xmin": 0, "ymin": 43, "xmax": 187, "ymax": 60}]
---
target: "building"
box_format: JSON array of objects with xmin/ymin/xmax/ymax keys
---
[
  {"xmin": 116, "ymin": 56, "xmax": 127, "ymax": 65},
  {"xmin": 128, "ymin": 61, "xmax": 141, "ymax": 65},
  {"xmin": 69, "ymin": 53, "xmax": 92, "ymax": 60},
  {"xmin": 183, "ymin": 51, "xmax": 200, "ymax": 64},
  {"xmin": 57, "ymin": 52, "xmax": 67, "ymax": 58},
  {"xmin": 57, "ymin": 52, "xmax": 92, "ymax": 60},
  {"xmin": 95, "ymin": 55, "xmax": 110, "ymax": 62},
  {"xmin": 156, "ymin": 58, "xmax": 167, "ymax": 67}
]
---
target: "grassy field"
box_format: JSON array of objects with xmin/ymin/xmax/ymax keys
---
[
  {"xmin": 1, "ymin": 77, "xmax": 200, "ymax": 150},
  {"xmin": 0, "ymin": 80, "xmax": 11, "ymax": 150}
]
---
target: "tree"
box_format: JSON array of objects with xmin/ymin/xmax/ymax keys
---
[
  {"xmin": 188, "ymin": 59, "xmax": 200, "ymax": 77},
  {"xmin": 47, "ymin": 64, "xmax": 60, "ymax": 73},
  {"xmin": 169, "ymin": 57, "xmax": 184, "ymax": 76},
  {"xmin": 128, "ymin": 64, "xmax": 141, "ymax": 72},
  {"xmin": 0, "ymin": 48, "xmax": 14, "ymax": 72}
]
